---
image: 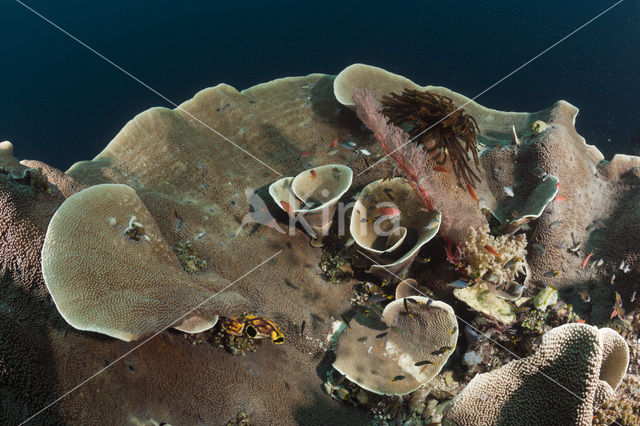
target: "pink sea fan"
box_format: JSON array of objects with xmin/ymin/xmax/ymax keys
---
[{"xmin": 353, "ymin": 88, "xmax": 484, "ymax": 244}]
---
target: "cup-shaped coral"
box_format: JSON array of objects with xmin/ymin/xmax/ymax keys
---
[
  {"xmin": 269, "ymin": 164, "xmax": 352, "ymax": 237},
  {"xmin": 350, "ymin": 178, "xmax": 441, "ymax": 279},
  {"xmin": 332, "ymin": 296, "xmax": 458, "ymax": 395},
  {"xmin": 41, "ymin": 184, "xmax": 250, "ymax": 341}
]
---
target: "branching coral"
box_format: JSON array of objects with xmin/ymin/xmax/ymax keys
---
[
  {"xmin": 461, "ymin": 224, "xmax": 527, "ymax": 283},
  {"xmin": 382, "ymin": 89, "xmax": 481, "ymax": 187}
]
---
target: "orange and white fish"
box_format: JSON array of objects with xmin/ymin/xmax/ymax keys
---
[
  {"xmin": 310, "ymin": 170, "xmax": 317, "ymax": 179},
  {"xmin": 330, "ymin": 137, "xmax": 339, "ymax": 148},
  {"xmin": 467, "ymin": 184, "xmax": 479, "ymax": 202},
  {"xmin": 484, "ymin": 245, "xmax": 501, "ymax": 258},
  {"xmin": 581, "ymin": 252, "xmax": 594, "ymax": 268}
]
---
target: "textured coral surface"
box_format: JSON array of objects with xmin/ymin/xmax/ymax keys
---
[{"xmin": 2, "ymin": 65, "xmax": 640, "ymax": 425}]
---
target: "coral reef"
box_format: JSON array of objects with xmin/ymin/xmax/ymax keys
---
[{"xmin": 2, "ymin": 63, "xmax": 640, "ymax": 424}]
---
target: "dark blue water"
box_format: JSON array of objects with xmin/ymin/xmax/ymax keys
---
[{"xmin": 1, "ymin": 1, "xmax": 638, "ymax": 171}]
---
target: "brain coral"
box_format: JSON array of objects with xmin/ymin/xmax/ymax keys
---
[
  {"xmin": 41, "ymin": 183, "xmax": 250, "ymax": 341},
  {"xmin": 443, "ymin": 323, "xmax": 629, "ymax": 426}
]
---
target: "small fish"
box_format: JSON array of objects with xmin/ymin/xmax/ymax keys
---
[
  {"xmin": 467, "ymin": 184, "xmax": 479, "ymax": 202},
  {"xmin": 341, "ymin": 314, "xmax": 352, "ymax": 328},
  {"xmin": 532, "ymin": 243, "xmax": 546, "ymax": 255},
  {"xmin": 339, "ymin": 141, "xmax": 357, "ymax": 149},
  {"xmin": 585, "ymin": 223, "xmax": 597, "ymax": 232},
  {"xmin": 581, "ymin": 252, "xmax": 594, "ymax": 268},
  {"xmin": 327, "ymin": 148, "xmax": 340, "ymax": 156},
  {"xmin": 511, "ymin": 210, "xmax": 520, "ymax": 218},
  {"xmin": 358, "ymin": 148, "xmax": 371, "ymax": 156},
  {"xmin": 403, "ymin": 298, "xmax": 411, "ymax": 315},
  {"xmin": 449, "ymin": 326, "xmax": 457, "ymax": 336},
  {"xmin": 389, "ymin": 326, "xmax": 404, "ymax": 334},
  {"xmin": 405, "ymin": 298, "xmax": 419, "ymax": 305},
  {"xmin": 330, "ymin": 137, "xmax": 339, "ymax": 148},
  {"xmin": 619, "ymin": 260, "xmax": 626, "ymax": 270},
  {"xmin": 434, "ymin": 165, "xmax": 449, "ymax": 173},
  {"xmin": 280, "ymin": 200, "xmax": 294, "ymax": 215},
  {"xmin": 568, "ymin": 242, "xmax": 581, "ymax": 253},
  {"xmin": 503, "ymin": 186, "xmax": 514, "ymax": 197},
  {"xmin": 593, "ymin": 219, "xmax": 607, "ymax": 229},
  {"xmin": 448, "ymin": 279, "xmax": 471, "ymax": 288},
  {"xmin": 615, "ymin": 291, "xmax": 623, "ymax": 307},
  {"xmin": 544, "ymin": 270, "xmax": 559, "ymax": 278},
  {"xmin": 595, "ymin": 258, "xmax": 604, "ymax": 268},
  {"xmin": 484, "ymin": 245, "xmax": 501, "ymax": 258},
  {"xmin": 376, "ymin": 332, "xmax": 388, "ymax": 339},
  {"xmin": 611, "ymin": 305, "xmax": 626, "ymax": 320},
  {"xmin": 332, "ymin": 167, "xmax": 342, "ymax": 180},
  {"xmin": 531, "ymin": 166, "xmax": 548, "ymax": 178},
  {"xmin": 579, "ymin": 291, "xmax": 591, "ymax": 303},
  {"xmin": 549, "ymin": 220, "xmax": 562, "ymax": 229},
  {"xmin": 356, "ymin": 336, "xmax": 367, "ymax": 342},
  {"xmin": 376, "ymin": 207, "xmax": 401, "ymax": 217},
  {"xmin": 300, "ymin": 150, "xmax": 314, "ymax": 157},
  {"xmin": 554, "ymin": 195, "xmax": 567, "ymax": 202},
  {"xmin": 503, "ymin": 257, "xmax": 523, "ymax": 270},
  {"xmin": 610, "ymin": 274, "xmax": 616, "ymax": 285},
  {"xmin": 515, "ymin": 306, "xmax": 531, "ymax": 313},
  {"xmin": 414, "ymin": 360, "xmax": 434, "ymax": 367},
  {"xmin": 577, "ymin": 319, "xmax": 586, "ymax": 324},
  {"xmin": 310, "ymin": 170, "xmax": 317, "ymax": 179},
  {"xmin": 432, "ymin": 346, "xmax": 455, "ymax": 356},
  {"xmin": 390, "ymin": 375, "xmax": 406, "ymax": 384},
  {"xmin": 425, "ymin": 298, "xmax": 433, "ymax": 308},
  {"xmin": 555, "ymin": 182, "xmax": 561, "ymax": 191},
  {"xmin": 301, "ymin": 320, "xmax": 306, "ymax": 337},
  {"xmin": 554, "ymin": 241, "xmax": 565, "ymax": 249},
  {"xmin": 623, "ymin": 264, "xmax": 631, "ymax": 274},
  {"xmin": 425, "ymin": 217, "xmax": 440, "ymax": 230},
  {"xmin": 631, "ymin": 291, "xmax": 637, "ymax": 303}
]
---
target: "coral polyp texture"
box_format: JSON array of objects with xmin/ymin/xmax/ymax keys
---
[
  {"xmin": 443, "ymin": 323, "xmax": 629, "ymax": 426},
  {"xmin": 1, "ymin": 63, "xmax": 638, "ymax": 424},
  {"xmin": 41, "ymin": 184, "xmax": 248, "ymax": 341},
  {"xmin": 332, "ymin": 296, "xmax": 458, "ymax": 395}
]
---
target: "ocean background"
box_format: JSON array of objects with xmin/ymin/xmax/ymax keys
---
[{"xmin": 1, "ymin": 0, "xmax": 638, "ymax": 171}]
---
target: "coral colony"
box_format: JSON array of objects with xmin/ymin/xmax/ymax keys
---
[{"xmin": 2, "ymin": 63, "xmax": 639, "ymax": 425}]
